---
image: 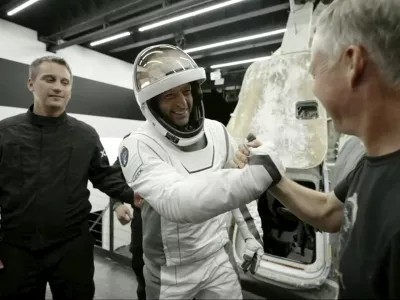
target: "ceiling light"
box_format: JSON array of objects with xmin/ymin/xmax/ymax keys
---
[
  {"xmin": 138, "ymin": 0, "xmax": 247, "ymax": 32},
  {"xmin": 7, "ymin": 0, "xmax": 40, "ymax": 16},
  {"xmin": 185, "ymin": 28, "xmax": 286, "ymax": 54},
  {"xmin": 210, "ymin": 56, "xmax": 271, "ymax": 69},
  {"xmin": 90, "ymin": 32, "xmax": 131, "ymax": 47}
]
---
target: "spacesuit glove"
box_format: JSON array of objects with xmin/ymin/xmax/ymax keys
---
[{"xmin": 241, "ymin": 237, "xmax": 264, "ymax": 274}]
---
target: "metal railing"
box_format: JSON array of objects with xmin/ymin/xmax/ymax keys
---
[{"xmin": 88, "ymin": 198, "xmax": 133, "ymax": 265}]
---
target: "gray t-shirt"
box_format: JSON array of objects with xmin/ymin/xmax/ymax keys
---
[{"xmin": 331, "ymin": 136, "xmax": 365, "ymax": 187}]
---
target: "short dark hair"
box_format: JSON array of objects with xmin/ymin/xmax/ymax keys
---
[{"xmin": 29, "ymin": 55, "xmax": 73, "ymax": 81}]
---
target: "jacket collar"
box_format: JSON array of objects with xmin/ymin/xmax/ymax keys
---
[{"xmin": 26, "ymin": 104, "xmax": 67, "ymax": 126}]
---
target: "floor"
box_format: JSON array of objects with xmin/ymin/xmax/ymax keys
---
[{"xmin": 45, "ymin": 251, "xmax": 266, "ymax": 300}]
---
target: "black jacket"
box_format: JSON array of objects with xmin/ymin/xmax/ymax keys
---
[
  {"xmin": 0, "ymin": 105, "xmax": 133, "ymax": 250},
  {"xmin": 111, "ymin": 159, "xmax": 143, "ymax": 265}
]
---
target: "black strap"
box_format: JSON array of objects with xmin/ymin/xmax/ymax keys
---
[{"xmin": 248, "ymin": 155, "xmax": 282, "ymax": 186}]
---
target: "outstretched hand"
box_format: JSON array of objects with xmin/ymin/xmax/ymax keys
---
[{"xmin": 233, "ymin": 139, "xmax": 263, "ymax": 169}]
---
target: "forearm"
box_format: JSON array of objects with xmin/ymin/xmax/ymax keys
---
[
  {"xmin": 269, "ymin": 176, "xmax": 342, "ymax": 232},
  {"xmin": 134, "ymin": 166, "xmax": 269, "ymax": 224},
  {"xmin": 90, "ymin": 156, "xmax": 133, "ymax": 205},
  {"xmin": 92, "ymin": 171, "xmax": 133, "ymax": 205}
]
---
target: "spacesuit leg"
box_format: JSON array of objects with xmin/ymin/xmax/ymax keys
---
[
  {"xmin": 143, "ymin": 256, "xmax": 200, "ymax": 300},
  {"xmin": 195, "ymin": 243, "xmax": 243, "ymax": 300}
]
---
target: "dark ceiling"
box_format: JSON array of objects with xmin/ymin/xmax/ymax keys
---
[{"xmin": 1, "ymin": 0, "xmax": 291, "ymax": 90}]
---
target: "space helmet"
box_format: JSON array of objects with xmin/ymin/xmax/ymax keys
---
[{"xmin": 132, "ymin": 44, "xmax": 206, "ymax": 147}]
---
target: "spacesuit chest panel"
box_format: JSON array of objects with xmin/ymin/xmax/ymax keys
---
[{"xmin": 162, "ymin": 119, "xmax": 230, "ymax": 175}]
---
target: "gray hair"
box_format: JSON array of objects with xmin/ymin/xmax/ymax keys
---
[
  {"xmin": 29, "ymin": 55, "xmax": 73, "ymax": 81},
  {"xmin": 316, "ymin": 0, "xmax": 400, "ymax": 88}
]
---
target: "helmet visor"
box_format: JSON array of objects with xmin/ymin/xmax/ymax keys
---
[{"xmin": 135, "ymin": 45, "xmax": 200, "ymax": 92}]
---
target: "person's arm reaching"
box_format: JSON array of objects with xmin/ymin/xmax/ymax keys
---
[
  {"xmin": 268, "ymin": 155, "xmax": 364, "ymax": 233},
  {"xmin": 118, "ymin": 134, "xmax": 284, "ymax": 224},
  {"xmin": 88, "ymin": 133, "xmax": 133, "ymax": 205},
  {"xmin": 235, "ymin": 139, "xmax": 350, "ymax": 233},
  {"xmin": 269, "ymin": 177, "xmax": 344, "ymax": 232}
]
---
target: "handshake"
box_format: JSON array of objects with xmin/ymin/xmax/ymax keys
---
[{"xmin": 233, "ymin": 136, "xmax": 285, "ymax": 189}]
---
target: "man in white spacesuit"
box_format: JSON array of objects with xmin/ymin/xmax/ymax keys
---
[{"xmin": 118, "ymin": 44, "xmax": 285, "ymax": 299}]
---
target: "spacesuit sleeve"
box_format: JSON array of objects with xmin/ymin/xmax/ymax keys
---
[
  {"xmin": 222, "ymin": 126, "xmax": 264, "ymax": 242},
  {"xmin": 118, "ymin": 136, "xmax": 270, "ymax": 224}
]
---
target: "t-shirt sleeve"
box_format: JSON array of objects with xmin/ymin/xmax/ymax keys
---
[
  {"xmin": 334, "ymin": 178, "xmax": 349, "ymax": 203},
  {"xmin": 333, "ymin": 156, "xmax": 365, "ymax": 203}
]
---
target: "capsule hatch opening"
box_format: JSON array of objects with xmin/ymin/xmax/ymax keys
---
[{"xmin": 296, "ymin": 100, "xmax": 319, "ymax": 120}]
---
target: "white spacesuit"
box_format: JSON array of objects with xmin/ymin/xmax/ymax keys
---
[{"xmin": 119, "ymin": 45, "xmax": 284, "ymax": 299}]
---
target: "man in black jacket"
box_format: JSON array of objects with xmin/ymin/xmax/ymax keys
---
[
  {"xmin": 0, "ymin": 55, "xmax": 135, "ymax": 300},
  {"xmin": 113, "ymin": 198, "xmax": 146, "ymax": 300}
]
